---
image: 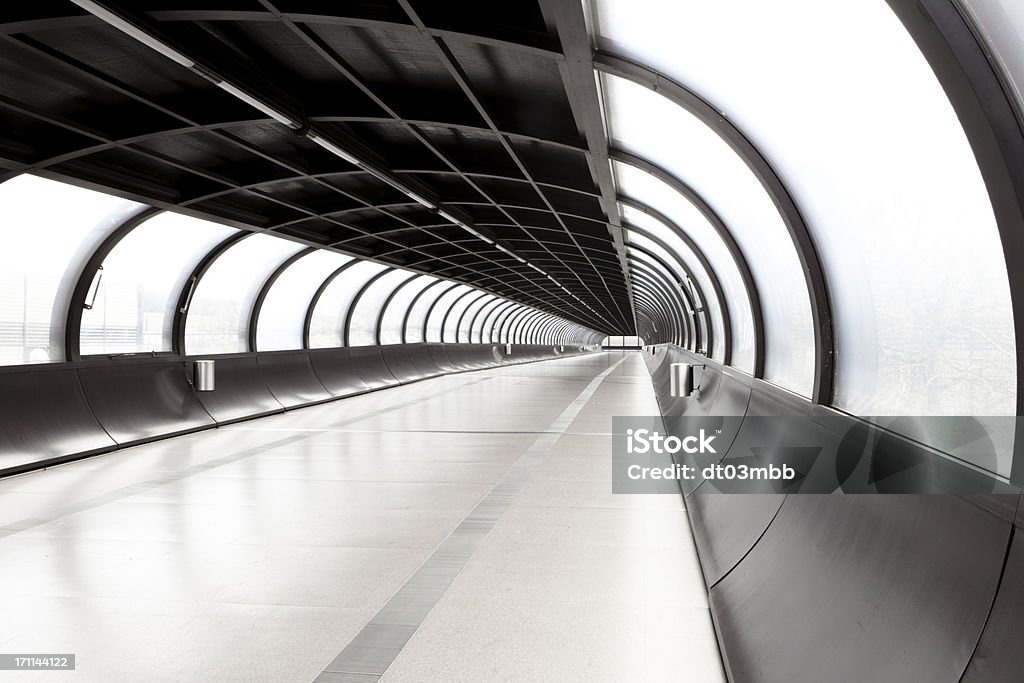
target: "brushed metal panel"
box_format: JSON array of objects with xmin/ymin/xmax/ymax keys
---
[
  {"xmin": 711, "ymin": 495, "xmax": 1009, "ymax": 683},
  {"xmin": 77, "ymin": 360, "xmax": 214, "ymax": 445},
  {"xmin": 256, "ymin": 352, "xmax": 332, "ymax": 408}
]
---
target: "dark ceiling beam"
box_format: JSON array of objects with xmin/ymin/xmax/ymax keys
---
[
  {"xmin": 0, "ymin": 10, "xmax": 561, "ymax": 61},
  {"xmin": 596, "ymin": 51, "xmax": 834, "ymax": 403},
  {"xmin": 235, "ymin": 0, "xmax": 610, "ymax": 332},
  {"xmin": 0, "ymin": 109, "xmax": 592, "ymax": 183},
  {"xmin": 538, "ymin": 0, "xmax": 636, "ymax": 333},
  {"xmin": 395, "ymin": 0, "xmax": 630, "ymax": 333},
  {"xmin": 22, "ymin": 9, "xmax": 536, "ymax": 288},
  {"xmin": 0, "ymin": 26, "xmax": 602, "ymax": 337}
]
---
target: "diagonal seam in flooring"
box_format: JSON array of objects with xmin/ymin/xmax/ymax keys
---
[{"xmin": 313, "ymin": 356, "xmax": 630, "ymax": 682}]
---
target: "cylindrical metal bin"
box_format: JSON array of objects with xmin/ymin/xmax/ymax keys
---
[
  {"xmin": 193, "ymin": 360, "xmax": 216, "ymax": 392},
  {"xmin": 669, "ymin": 363, "xmax": 692, "ymax": 398}
]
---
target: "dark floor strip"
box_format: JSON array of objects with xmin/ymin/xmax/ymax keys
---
[{"xmin": 313, "ymin": 356, "xmax": 628, "ymax": 682}]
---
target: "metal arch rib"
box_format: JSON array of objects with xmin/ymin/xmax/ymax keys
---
[
  {"xmin": 610, "ymin": 149, "xmax": 764, "ymax": 377},
  {"xmin": 595, "ymin": 51, "xmax": 834, "ymax": 403}
]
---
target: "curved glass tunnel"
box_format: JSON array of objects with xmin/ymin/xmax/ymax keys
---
[{"xmin": 0, "ymin": 1, "xmax": 1023, "ymax": 681}]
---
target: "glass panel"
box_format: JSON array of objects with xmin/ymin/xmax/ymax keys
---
[
  {"xmin": 623, "ymin": 207, "xmax": 725, "ymax": 361},
  {"xmin": 458, "ymin": 294, "xmax": 495, "ymax": 343},
  {"xmin": 426, "ymin": 284, "xmax": 472, "ymax": 342},
  {"xmin": 630, "ymin": 240, "xmax": 704, "ymax": 349},
  {"xmin": 79, "ymin": 213, "xmax": 236, "ymax": 355},
  {"xmin": 596, "ymin": 0, "xmax": 1015, "ymax": 413},
  {"xmin": 630, "ymin": 272, "xmax": 679, "ymax": 344},
  {"xmin": 614, "ymin": 161, "xmax": 753, "ymax": 368},
  {"xmin": 0, "ymin": 175, "xmax": 144, "ymax": 365},
  {"xmin": 533, "ymin": 316, "xmax": 552, "ymax": 344},
  {"xmin": 601, "ymin": 72, "xmax": 814, "ymax": 395},
  {"xmin": 472, "ymin": 298, "xmax": 504, "ymax": 343},
  {"xmin": 404, "ymin": 280, "xmax": 450, "ymax": 343},
  {"xmin": 349, "ymin": 269, "xmax": 410, "ymax": 346},
  {"xmin": 308, "ymin": 260, "xmax": 388, "ymax": 348},
  {"xmin": 630, "ymin": 255, "xmax": 689, "ymax": 345},
  {"xmin": 442, "ymin": 290, "xmax": 481, "ymax": 343},
  {"xmin": 516, "ymin": 313, "xmax": 538, "ymax": 344},
  {"xmin": 380, "ymin": 275, "xmax": 437, "ymax": 345},
  {"xmin": 185, "ymin": 235, "xmax": 306, "ymax": 355},
  {"xmin": 511, "ymin": 310, "xmax": 538, "ymax": 344},
  {"xmin": 482, "ymin": 301, "xmax": 516, "ymax": 343},
  {"xmin": 497, "ymin": 306, "xmax": 527, "ymax": 343},
  {"xmin": 256, "ymin": 250, "xmax": 351, "ymax": 352}
]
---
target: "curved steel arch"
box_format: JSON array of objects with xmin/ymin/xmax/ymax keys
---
[
  {"xmin": 624, "ymin": 224, "xmax": 715, "ymax": 357},
  {"xmin": 496, "ymin": 306, "xmax": 527, "ymax": 344},
  {"xmin": 515, "ymin": 311, "xmax": 543, "ymax": 345},
  {"xmin": 544, "ymin": 320, "xmax": 560, "ymax": 344},
  {"xmin": 482, "ymin": 300, "xmax": 519, "ymax": 344},
  {"xmin": 64, "ymin": 206, "xmax": 162, "ymax": 362},
  {"xmin": 343, "ymin": 267, "xmax": 396, "ymax": 347},
  {"xmin": 627, "ymin": 246, "xmax": 702, "ymax": 349},
  {"xmin": 532, "ymin": 314, "xmax": 558, "ymax": 344},
  {"xmin": 630, "ymin": 274, "xmax": 686, "ymax": 347},
  {"xmin": 630, "ymin": 293, "xmax": 674, "ymax": 345},
  {"xmin": 439, "ymin": 287, "xmax": 481, "ymax": 344},
  {"xmin": 509, "ymin": 309, "xmax": 539, "ymax": 345},
  {"xmin": 612, "ymin": 149, "xmax": 765, "ymax": 376},
  {"xmin": 629, "ymin": 274, "xmax": 683, "ymax": 345},
  {"xmin": 633, "ymin": 285, "xmax": 679, "ymax": 345},
  {"xmin": 468, "ymin": 296, "xmax": 504, "ymax": 343},
  {"xmin": 422, "ymin": 282, "xmax": 465, "ymax": 343},
  {"xmin": 619, "ymin": 196, "xmax": 732, "ymax": 363},
  {"xmin": 501, "ymin": 307, "xmax": 535, "ymax": 344},
  {"xmin": 884, "ymin": 1, "xmax": 1024, "ymax": 473},
  {"xmin": 249, "ymin": 247, "xmax": 316, "ymax": 352},
  {"xmin": 374, "ymin": 272, "xmax": 422, "ymax": 345},
  {"xmin": 457, "ymin": 293, "xmax": 496, "ymax": 343},
  {"xmin": 399, "ymin": 277, "xmax": 446, "ymax": 343},
  {"xmin": 394, "ymin": 257, "xmax": 612, "ymax": 333},
  {"xmin": 596, "ymin": 51, "xmax": 834, "ymax": 403},
  {"xmin": 629, "ymin": 257, "xmax": 694, "ymax": 348},
  {"xmin": 301, "ymin": 257, "xmax": 359, "ymax": 349},
  {"xmin": 549, "ymin": 320, "xmax": 570, "ymax": 344},
  {"xmin": 516, "ymin": 310, "xmax": 548, "ymax": 345},
  {"xmin": 486, "ymin": 301, "xmax": 522, "ymax": 343}
]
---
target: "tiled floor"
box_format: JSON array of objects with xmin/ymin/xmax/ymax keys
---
[{"xmin": 0, "ymin": 352, "xmax": 724, "ymax": 682}]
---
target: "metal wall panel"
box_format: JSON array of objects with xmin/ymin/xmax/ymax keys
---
[
  {"xmin": 187, "ymin": 355, "xmax": 284, "ymax": 424},
  {"xmin": 307, "ymin": 348, "xmax": 380, "ymax": 396},
  {"xmin": 426, "ymin": 344, "xmax": 457, "ymax": 373},
  {"xmin": 256, "ymin": 352, "xmax": 333, "ymax": 408},
  {"xmin": 961, "ymin": 525, "xmax": 1024, "ymax": 682},
  {"xmin": 0, "ymin": 366, "xmax": 116, "ymax": 475},
  {"xmin": 710, "ymin": 495, "xmax": 1009, "ymax": 683},
  {"xmin": 379, "ymin": 344, "xmax": 438, "ymax": 383},
  {"xmin": 77, "ymin": 360, "xmax": 214, "ymax": 444},
  {"xmin": 643, "ymin": 343, "xmax": 1021, "ymax": 683}
]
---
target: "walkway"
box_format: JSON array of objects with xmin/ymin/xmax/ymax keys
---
[{"xmin": 0, "ymin": 352, "xmax": 724, "ymax": 682}]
